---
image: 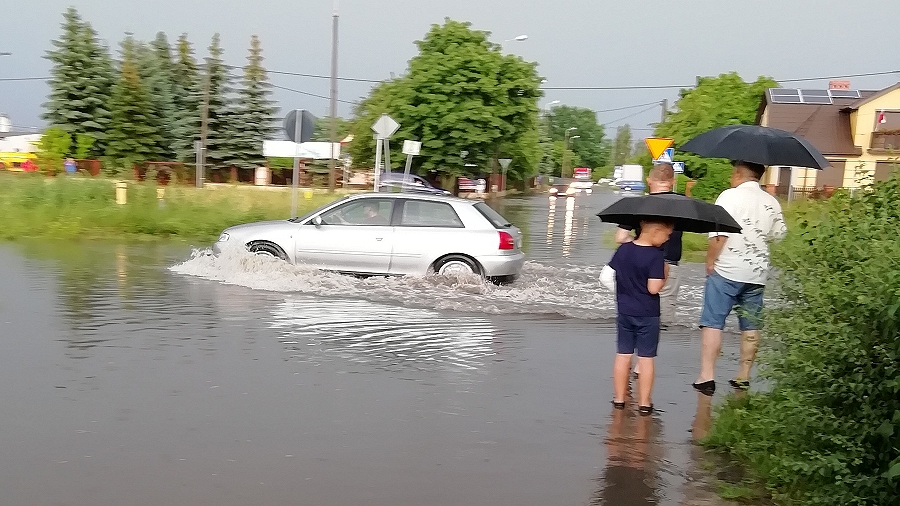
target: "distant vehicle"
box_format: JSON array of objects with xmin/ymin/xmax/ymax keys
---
[
  {"xmin": 571, "ymin": 167, "xmax": 593, "ymax": 194},
  {"xmin": 616, "ymin": 164, "xmax": 645, "ymax": 192},
  {"xmin": 457, "ymin": 177, "xmax": 477, "ymax": 192},
  {"xmin": 213, "ymin": 192, "xmax": 525, "ymax": 283},
  {"xmin": 378, "ymin": 172, "xmax": 451, "ymax": 195}
]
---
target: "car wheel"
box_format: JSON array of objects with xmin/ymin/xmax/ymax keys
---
[
  {"xmin": 433, "ymin": 255, "xmax": 481, "ymax": 277},
  {"xmin": 247, "ymin": 241, "xmax": 288, "ymax": 261}
]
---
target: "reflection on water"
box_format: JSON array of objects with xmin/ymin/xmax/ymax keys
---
[
  {"xmin": 594, "ymin": 407, "xmax": 665, "ymax": 505},
  {"xmin": 563, "ymin": 196, "xmax": 576, "ymax": 257},
  {"xmin": 269, "ymin": 296, "xmax": 503, "ymax": 375},
  {"xmin": 547, "ymin": 198, "xmax": 555, "ymax": 245}
]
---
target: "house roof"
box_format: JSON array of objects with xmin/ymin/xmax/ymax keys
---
[
  {"xmin": 757, "ymin": 89, "xmax": 878, "ymax": 157},
  {"xmin": 842, "ymin": 81, "xmax": 900, "ymax": 110}
]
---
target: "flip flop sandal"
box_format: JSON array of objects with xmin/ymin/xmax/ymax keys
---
[
  {"xmin": 728, "ymin": 379, "xmax": 750, "ymax": 390},
  {"xmin": 638, "ymin": 405, "xmax": 654, "ymax": 416}
]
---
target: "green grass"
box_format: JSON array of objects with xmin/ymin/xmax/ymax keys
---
[{"xmin": 0, "ymin": 173, "xmax": 339, "ymax": 242}]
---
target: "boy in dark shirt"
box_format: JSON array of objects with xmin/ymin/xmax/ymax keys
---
[{"xmin": 608, "ymin": 219, "xmax": 673, "ymax": 415}]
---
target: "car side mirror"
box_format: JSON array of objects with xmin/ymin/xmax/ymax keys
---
[{"xmin": 312, "ymin": 216, "xmax": 323, "ymax": 227}]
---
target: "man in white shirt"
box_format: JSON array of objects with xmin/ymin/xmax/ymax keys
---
[{"xmin": 692, "ymin": 161, "xmax": 787, "ymax": 394}]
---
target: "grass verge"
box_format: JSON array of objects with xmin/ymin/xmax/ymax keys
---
[{"xmin": 0, "ymin": 173, "xmax": 339, "ymax": 243}]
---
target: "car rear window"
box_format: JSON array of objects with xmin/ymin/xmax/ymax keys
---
[{"xmin": 473, "ymin": 202, "xmax": 513, "ymax": 229}]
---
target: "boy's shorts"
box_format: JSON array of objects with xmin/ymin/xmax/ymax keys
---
[
  {"xmin": 699, "ymin": 271, "xmax": 765, "ymax": 331},
  {"xmin": 616, "ymin": 315, "xmax": 660, "ymax": 358}
]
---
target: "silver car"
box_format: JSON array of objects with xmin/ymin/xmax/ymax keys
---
[{"xmin": 213, "ymin": 193, "xmax": 525, "ymax": 282}]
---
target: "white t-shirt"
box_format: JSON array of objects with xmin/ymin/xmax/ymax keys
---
[{"xmin": 710, "ymin": 181, "xmax": 787, "ymax": 285}]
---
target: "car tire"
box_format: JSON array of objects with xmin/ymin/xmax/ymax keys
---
[
  {"xmin": 432, "ymin": 255, "xmax": 482, "ymax": 277},
  {"xmin": 247, "ymin": 241, "xmax": 288, "ymax": 261}
]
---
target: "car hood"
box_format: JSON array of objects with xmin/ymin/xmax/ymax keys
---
[{"xmin": 223, "ymin": 220, "xmax": 294, "ymax": 238}]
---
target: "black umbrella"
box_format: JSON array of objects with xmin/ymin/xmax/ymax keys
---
[
  {"xmin": 597, "ymin": 193, "xmax": 741, "ymax": 234},
  {"xmin": 679, "ymin": 125, "xmax": 830, "ymax": 169}
]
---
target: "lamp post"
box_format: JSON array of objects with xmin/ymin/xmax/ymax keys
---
[{"xmin": 562, "ymin": 128, "xmax": 578, "ymax": 178}]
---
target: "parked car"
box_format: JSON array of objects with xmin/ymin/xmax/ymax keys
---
[
  {"xmin": 617, "ymin": 180, "xmax": 646, "ymax": 192},
  {"xmin": 213, "ymin": 193, "xmax": 525, "ymax": 282},
  {"xmin": 378, "ymin": 172, "xmax": 451, "ymax": 195}
]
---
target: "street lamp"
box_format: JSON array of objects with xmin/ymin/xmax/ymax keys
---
[{"xmin": 562, "ymin": 128, "xmax": 579, "ymax": 178}]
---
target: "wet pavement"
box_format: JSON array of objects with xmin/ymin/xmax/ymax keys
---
[{"xmin": 0, "ymin": 189, "xmax": 744, "ymax": 505}]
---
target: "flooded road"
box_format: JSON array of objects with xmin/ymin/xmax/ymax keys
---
[{"xmin": 1, "ymin": 190, "xmax": 743, "ymax": 505}]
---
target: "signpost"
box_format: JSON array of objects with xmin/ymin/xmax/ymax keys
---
[
  {"xmin": 371, "ymin": 114, "xmax": 400, "ymax": 192},
  {"xmin": 284, "ymin": 109, "xmax": 317, "ymax": 217},
  {"xmin": 644, "ymin": 137, "xmax": 674, "ymax": 161},
  {"xmin": 498, "ymin": 158, "xmax": 511, "ymax": 192},
  {"xmin": 401, "ymin": 140, "xmax": 422, "ymax": 190}
]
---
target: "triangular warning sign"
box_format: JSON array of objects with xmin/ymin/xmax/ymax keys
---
[{"xmin": 645, "ymin": 137, "xmax": 674, "ymax": 161}]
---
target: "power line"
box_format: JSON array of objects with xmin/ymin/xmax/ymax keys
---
[
  {"xmin": 0, "ymin": 76, "xmax": 49, "ymax": 82},
  {"xmin": 270, "ymin": 83, "xmax": 359, "ymax": 105},
  {"xmin": 593, "ymin": 101, "xmax": 661, "ymax": 113},
  {"xmin": 601, "ymin": 104, "xmax": 661, "ymax": 126},
  {"xmin": 779, "ymin": 69, "xmax": 900, "ymax": 83}
]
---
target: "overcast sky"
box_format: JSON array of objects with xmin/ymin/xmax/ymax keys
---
[{"xmin": 3, "ymin": 0, "xmax": 900, "ymax": 138}]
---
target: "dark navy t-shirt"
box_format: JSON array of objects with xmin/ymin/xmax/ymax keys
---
[{"xmin": 608, "ymin": 241, "xmax": 665, "ymax": 317}]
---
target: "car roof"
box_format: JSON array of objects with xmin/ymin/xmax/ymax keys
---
[{"xmin": 347, "ymin": 192, "xmax": 474, "ymax": 205}]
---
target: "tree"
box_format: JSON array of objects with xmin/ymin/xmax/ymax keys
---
[
  {"xmin": 546, "ymin": 105, "xmax": 609, "ymax": 170},
  {"xmin": 42, "ymin": 7, "xmax": 115, "ymax": 157},
  {"xmin": 170, "ymin": 34, "xmax": 202, "ymax": 163},
  {"xmin": 133, "ymin": 33, "xmax": 179, "ymax": 160},
  {"xmin": 312, "ymin": 116, "xmax": 351, "ymax": 142},
  {"xmin": 347, "ymin": 19, "xmax": 542, "ymax": 182},
  {"xmin": 655, "ymin": 72, "xmax": 777, "ymax": 199},
  {"xmin": 35, "ymin": 127, "xmax": 72, "ymax": 174},
  {"xmin": 611, "ymin": 125, "xmax": 633, "ymax": 167},
  {"xmin": 202, "ymin": 33, "xmax": 236, "ymax": 168},
  {"xmin": 105, "ymin": 37, "xmax": 162, "ymax": 173},
  {"xmin": 227, "ymin": 35, "xmax": 279, "ymax": 169}
]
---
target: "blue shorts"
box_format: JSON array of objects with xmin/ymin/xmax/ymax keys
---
[
  {"xmin": 699, "ymin": 271, "xmax": 765, "ymax": 331},
  {"xmin": 616, "ymin": 315, "xmax": 660, "ymax": 358}
]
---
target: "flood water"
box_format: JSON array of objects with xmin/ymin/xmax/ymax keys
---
[{"xmin": 0, "ymin": 189, "xmax": 744, "ymax": 505}]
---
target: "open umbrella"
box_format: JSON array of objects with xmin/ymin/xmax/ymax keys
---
[
  {"xmin": 597, "ymin": 193, "xmax": 741, "ymax": 234},
  {"xmin": 679, "ymin": 125, "xmax": 830, "ymax": 169}
]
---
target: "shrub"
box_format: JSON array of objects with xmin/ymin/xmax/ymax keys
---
[{"xmin": 704, "ymin": 176, "xmax": 900, "ymax": 505}]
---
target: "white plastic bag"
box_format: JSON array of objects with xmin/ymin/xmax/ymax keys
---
[{"xmin": 600, "ymin": 264, "xmax": 616, "ymax": 293}]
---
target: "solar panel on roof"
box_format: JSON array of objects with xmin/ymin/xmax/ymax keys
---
[
  {"xmin": 770, "ymin": 89, "xmax": 802, "ymax": 103},
  {"xmin": 772, "ymin": 95, "xmax": 802, "ymax": 103},
  {"xmin": 829, "ymin": 90, "xmax": 861, "ymax": 99},
  {"xmin": 801, "ymin": 89, "xmax": 830, "ymax": 97},
  {"xmin": 802, "ymin": 96, "xmax": 833, "ymax": 104}
]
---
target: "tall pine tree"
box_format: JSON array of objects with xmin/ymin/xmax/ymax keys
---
[
  {"xmin": 202, "ymin": 33, "xmax": 235, "ymax": 168},
  {"xmin": 227, "ymin": 35, "xmax": 278, "ymax": 169},
  {"xmin": 105, "ymin": 37, "xmax": 163, "ymax": 173},
  {"xmin": 43, "ymin": 7, "xmax": 115, "ymax": 157},
  {"xmin": 134, "ymin": 33, "xmax": 178, "ymax": 160},
  {"xmin": 171, "ymin": 34, "xmax": 202, "ymax": 163}
]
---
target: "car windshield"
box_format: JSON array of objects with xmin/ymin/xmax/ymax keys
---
[
  {"xmin": 474, "ymin": 202, "xmax": 513, "ymax": 229},
  {"xmin": 288, "ymin": 195, "xmax": 351, "ymax": 223}
]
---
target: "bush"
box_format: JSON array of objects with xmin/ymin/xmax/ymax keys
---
[
  {"xmin": 688, "ymin": 160, "xmax": 732, "ymax": 202},
  {"xmin": 704, "ymin": 177, "xmax": 900, "ymax": 505}
]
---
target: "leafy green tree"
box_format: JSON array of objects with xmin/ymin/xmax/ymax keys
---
[
  {"xmin": 73, "ymin": 133, "xmax": 96, "ymax": 160},
  {"xmin": 546, "ymin": 105, "xmax": 608, "ymax": 170},
  {"xmin": 610, "ymin": 124, "xmax": 633, "ymax": 167},
  {"xmin": 656, "ymin": 72, "xmax": 777, "ymax": 199},
  {"xmin": 202, "ymin": 33, "xmax": 235, "ymax": 168},
  {"xmin": 347, "ymin": 19, "xmax": 542, "ymax": 180},
  {"xmin": 105, "ymin": 37, "xmax": 162, "ymax": 174},
  {"xmin": 36, "ymin": 127, "xmax": 72, "ymax": 174},
  {"xmin": 312, "ymin": 116, "xmax": 351, "ymax": 142},
  {"xmin": 42, "ymin": 7, "xmax": 115, "ymax": 157},
  {"xmin": 227, "ymin": 35, "xmax": 279, "ymax": 169},
  {"xmin": 171, "ymin": 34, "xmax": 202, "ymax": 163}
]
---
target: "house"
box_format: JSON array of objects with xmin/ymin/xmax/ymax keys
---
[{"xmin": 757, "ymin": 82, "xmax": 900, "ymax": 196}]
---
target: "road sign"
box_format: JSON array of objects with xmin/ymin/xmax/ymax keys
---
[
  {"xmin": 283, "ymin": 109, "xmax": 316, "ymax": 143},
  {"xmin": 402, "ymin": 140, "xmax": 421, "ymax": 156},
  {"xmin": 672, "ymin": 161, "xmax": 685, "ymax": 174},
  {"xmin": 498, "ymin": 158, "xmax": 512, "ymax": 170},
  {"xmin": 371, "ymin": 114, "xmax": 400, "ymax": 139},
  {"xmin": 645, "ymin": 137, "xmax": 674, "ymax": 160},
  {"xmin": 655, "ymin": 147, "xmax": 674, "ymax": 163}
]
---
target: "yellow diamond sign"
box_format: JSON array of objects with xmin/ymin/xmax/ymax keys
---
[{"xmin": 645, "ymin": 137, "xmax": 674, "ymax": 161}]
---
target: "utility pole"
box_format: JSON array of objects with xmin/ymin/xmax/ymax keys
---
[
  {"xmin": 328, "ymin": 0, "xmax": 339, "ymax": 192},
  {"xmin": 660, "ymin": 99, "xmax": 667, "ymax": 123},
  {"xmin": 198, "ymin": 57, "xmax": 211, "ymax": 188}
]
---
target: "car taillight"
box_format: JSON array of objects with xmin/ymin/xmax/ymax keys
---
[{"xmin": 499, "ymin": 231, "xmax": 516, "ymax": 250}]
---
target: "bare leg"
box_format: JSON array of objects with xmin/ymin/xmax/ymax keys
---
[
  {"xmin": 636, "ymin": 357, "xmax": 655, "ymax": 406},
  {"xmin": 613, "ymin": 354, "xmax": 632, "ymax": 403},
  {"xmin": 696, "ymin": 327, "xmax": 723, "ymax": 383},
  {"xmin": 734, "ymin": 330, "xmax": 760, "ymax": 381}
]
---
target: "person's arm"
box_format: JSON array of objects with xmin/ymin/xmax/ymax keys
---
[
  {"xmin": 706, "ymin": 235, "xmax": 727, "ymax": 275},
  {"xmin": 770, "ymin": 206, "xmax": 788, "ymax": 243},
  {"xmin": 614, "ymin": 227, "xmax": 634, "ymax": 244},
  {"xmin": 647, "ymin": 277, "xmax": 665, "ymax": 294},
  {"xmin": 646, "ymin": 252, "xmax": 666, "ymax": 294}
]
